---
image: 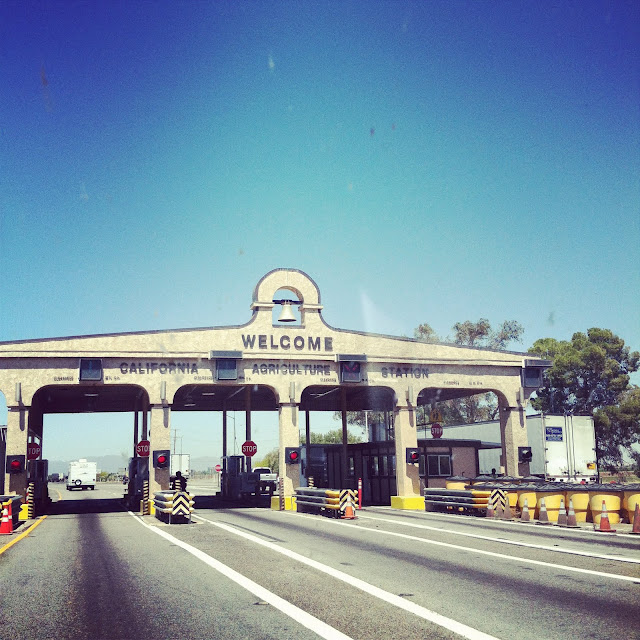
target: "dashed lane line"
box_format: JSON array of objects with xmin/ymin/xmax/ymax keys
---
[{"xmin": 194, "ymin": 514, "xmax": 502, "ymax": 640}]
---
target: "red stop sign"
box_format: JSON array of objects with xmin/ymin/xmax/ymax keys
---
[
  {"xmin": 431, "ymin": 423, "xmax": 443, "ymax": 439},
  {"xmin": 242, "ymin": 440, "xmax": 257, "ymax": 457},
  {"xmin": 215, "ymin": 464, "xmax": 222, "ymax": 472},
  {"xmin": 136, "ymin": 439, "xmax": 151, "ymax": 457},
  {"xmin": 27, "ymin": 443, "xmax": 41, "ymax": 460}
]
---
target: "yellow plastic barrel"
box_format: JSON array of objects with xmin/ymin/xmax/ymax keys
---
[
  {"xmin": 535, "ymin": 486, "xmax": 565, "ymax": 522},
  {"xmin": 622, "ymin": 485, "xmax": 640, "ymax": 523},
  {"xmin": 503, "ymin": 484, "xmax": 519, "ymax": 513},
  {"xmin": 446, "ymin": 476, "xmax": 470, "ymax": 491},
  {"xmin": 589, "ymin": 486, "xmax": 622, "ymax": 525},
  {"xmin": 565, "ymin": 486, "xmax": 590, "ymax": 523}
]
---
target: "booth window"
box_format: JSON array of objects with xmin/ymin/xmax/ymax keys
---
[
  {"xmin": 427, "ymin": 454, "xmax": 452, "ymax": 477},
  {"xmin": 211, "ymin": 351, "xmax": 242, "ymax": 381},
  {"xmin": 216, "ymin": 359, "xmax": 237, "ymax": 381},
  {"xmin": 79, "ymin": 358, "xmax": 102, "ymax": 381}
]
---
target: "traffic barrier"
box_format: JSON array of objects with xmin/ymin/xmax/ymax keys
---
[
  {"xmin": 294, "ymin": 487, "xmax": 358, "ymax": 519},
  {"xmin": 0, "ymin": 496, "xmax": 22, "ymax": 528},
  {"xmin": 537, "ymin": 497, "xmax": 551, "ymax": 525},
  {"xmin": 566, "ymin": 498, "xmax": 579, "ymax": 528},
  {"xmin": 341, "ymin": 491, "xmax": 356, "ymax": 519},
  {"xmin": 0, "ymin": 506, "xmax": 12, "ymax": 535},
  {"xmin": 520, "ymin": 497, "xmax": 531, "ymax": 522},
  {"xmin": 424, "ymin": 488, "xmax": 489, "ymax": 515},
  {"xmin": 594, "ymin": 500, "xmax": 616, "ymax": 533},
  {"xmin": 557, "ymin": 498, "xmax": 568, "ymax": 527},
  {"xmin": 153, "ymin": 491, "xmax": 194, "ymax": 524},
  {"xmin": 631, "ymin": 503, "xmax": 640, "ymax": 535}
]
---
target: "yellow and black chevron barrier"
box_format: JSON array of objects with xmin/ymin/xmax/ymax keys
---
[
  {"xmin": 153, "ymin": 491, "xmax": 194, "ymax": 524},
  {"xmin": 294, "ymin": 487, "xmax": 358, "ymax": 519},
  {"xmin": 423, "ymin": 488, "xmax": 490, "ymax": 515}
]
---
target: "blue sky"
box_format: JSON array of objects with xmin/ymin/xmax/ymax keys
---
[{"xmin": 1, "ymin": 1, "xmax": 638, "ymax": 463}]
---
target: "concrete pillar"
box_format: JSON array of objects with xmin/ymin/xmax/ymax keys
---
[
  {"xmin": 4, "ymin": 405, "xmax": 29, "ymax": 497},
  {"xmin": 391, "ymin": 404, "xmax": 425, "ymax": 510},
  {"xmin": 499, "ymin": 400, "xmax": 528, "ymax": 477},
  {"xmin": 149, "ymin": 404, "xmax": 171, "ymax": 494},
  {"xmin": 278, "ymin": 403, "xmax": 299, "ymax": 509}
]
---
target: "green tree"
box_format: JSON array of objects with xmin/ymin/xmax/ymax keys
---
[
  {"xmin": 529, "ymin": 328, "xmax": 640, "ymax": 470},
  {"xmin": 255, "ymin": 448, "xmax": 279, "ymax": 475},
  {"xmin": 302, "ymin": 429, "xmax": 364, "ymax": 445}
]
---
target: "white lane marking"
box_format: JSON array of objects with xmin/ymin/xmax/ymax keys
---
[
  {"xmin": 294, "ymin": 514, "xmax": 640, "ymax": 584},
  {"xmin": 128, "ymin": 512, "xmax": 352, "ymax": 640},
  {"xmin": 357, "ymin": 514, "xmax": 640, "ymax": 564},
  {"xmin": 195, "ymin": 515, "xmax": 502, "ymax": 640}
]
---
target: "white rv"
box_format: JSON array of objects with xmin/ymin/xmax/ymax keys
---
[{"xmin": 66, "ymin": 459, "xmax": 97, "ymax": 490}]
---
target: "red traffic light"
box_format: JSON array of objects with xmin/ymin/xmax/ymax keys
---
[
  {"xmin": 153, "ymin": 449, "xmax": 171, "ymax": 469},
  {"xmin": 6, "ymin": 455, "xmax": 25, "ymax": 474},
  {"xmin": 405, "ymin": 448, "xmax": 420, "ymax": 464},
  {"xmin": 285, "ymin": 447, "xmax": 301, "ymax": 464}
]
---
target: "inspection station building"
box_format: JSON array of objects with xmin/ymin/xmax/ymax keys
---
[{"xmin": 0, "ymin": 269, "xmax": 549, "ymax": 509}]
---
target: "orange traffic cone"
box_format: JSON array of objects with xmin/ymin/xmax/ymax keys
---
[
  {"xmin": 341, "ymin": 493, "xmax": 356, "ymax": 520},
  {"xmin": 0, "ymin": 506, "xmax": 12, "ymax": 535},
  {"xmin": 536, "ymin": 497, "xmax": 551, "ymax": 525},
  {"xmin": 520, "ymin": 497, "xmax": 531, "ymax": 522},
  {"xmin": 502, "ymin": 500, "xmax": 513, "ymax": 520},
  {"xmin": 566, "ymin": 498, "xmax": 579, "ymax": 528},
  {"xmin": 595, "ymin": 500, "xmax": 616, "ymax": 533},
  {"xmin": 486, "ymin": 501, "xmax": 494, "ymax": 519},
  {"xmin": 631, "ymin": 503, "xmax": 640, "ymax": 535},
  {"xmin": 557, "ymin": 498, "xmax": 568, "ymax": 527}
]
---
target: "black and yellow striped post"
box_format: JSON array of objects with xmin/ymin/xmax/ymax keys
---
[
  {"xmin": 27, "ymin": 482, "xmax": 35, "ymax": 519},
  {"xmin": 141, "ymin": 480, "xmax": 150, "ymax": 515}
]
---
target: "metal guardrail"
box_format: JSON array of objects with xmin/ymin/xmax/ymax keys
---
[
  {"xmin": 153, "ymin": 491, "xmax": 194, "ymax": 524},
  {"xmin": 294, "ymin": 487, "xmax": 358, "ymax": 518},
  {"xmin": 424, "ymin": 488, "xmax": 490, "ymax": 514}
]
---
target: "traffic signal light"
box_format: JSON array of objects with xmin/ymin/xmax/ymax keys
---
[
  {"xmin": 153, "ymin": 449, "xmax": 170, "ymax": 469},
  {"xmin": 6, "ymin": 455, "xmax": 25, "ymax": 474},
  {"xmin": 405, "ymin": 448, "xmax": 420, "ymax": 464},
  {"xmin": 285, "ymin": 447, "xmax": 301, "ymax": 464},
  {"xmin": 518, "ymin": 447, "xmax": 533, "ymax": 463}
]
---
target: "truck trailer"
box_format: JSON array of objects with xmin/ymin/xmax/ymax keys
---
[
  {"xmin": 66, "ymin": 459, "xmax": 97, "ymax": 490},
  {"xmin": 170, "ymin": 453, "xmax": 190, "ymax": 478},
  {"xmin": 443, "ymin": 413, "xmax": 598, "ymax": 482}
]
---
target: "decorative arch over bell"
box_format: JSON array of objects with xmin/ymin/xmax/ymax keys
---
[{"xmin": 250, "ymin": 268, "xmax": 323, "ymax": 324}]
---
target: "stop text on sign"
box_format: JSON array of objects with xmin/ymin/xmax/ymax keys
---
[
  {"xmin": 242, "ymin": 441, "xmax": 257, "ymax": 456},
  {"xmin": 136, "ymin": 440, "xmax": 151, "ymax": 457},
  {"xmin": 27, "ymin": 443, "xmax": 42, "ymax": 460}
]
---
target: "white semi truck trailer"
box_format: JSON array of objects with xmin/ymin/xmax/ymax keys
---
[{"xmin": 444, "ymin": 413, "xmax": 598, "ymax": 482}]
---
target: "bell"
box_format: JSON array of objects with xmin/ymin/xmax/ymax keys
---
[{"xmin": 277, "ymin": 301, "xmax": 297, "ymax": 322}]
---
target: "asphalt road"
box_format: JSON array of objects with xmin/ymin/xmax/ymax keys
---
[{"xmin": 1, "ymin": 482, "xmax": 638, "ymax": 640}]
